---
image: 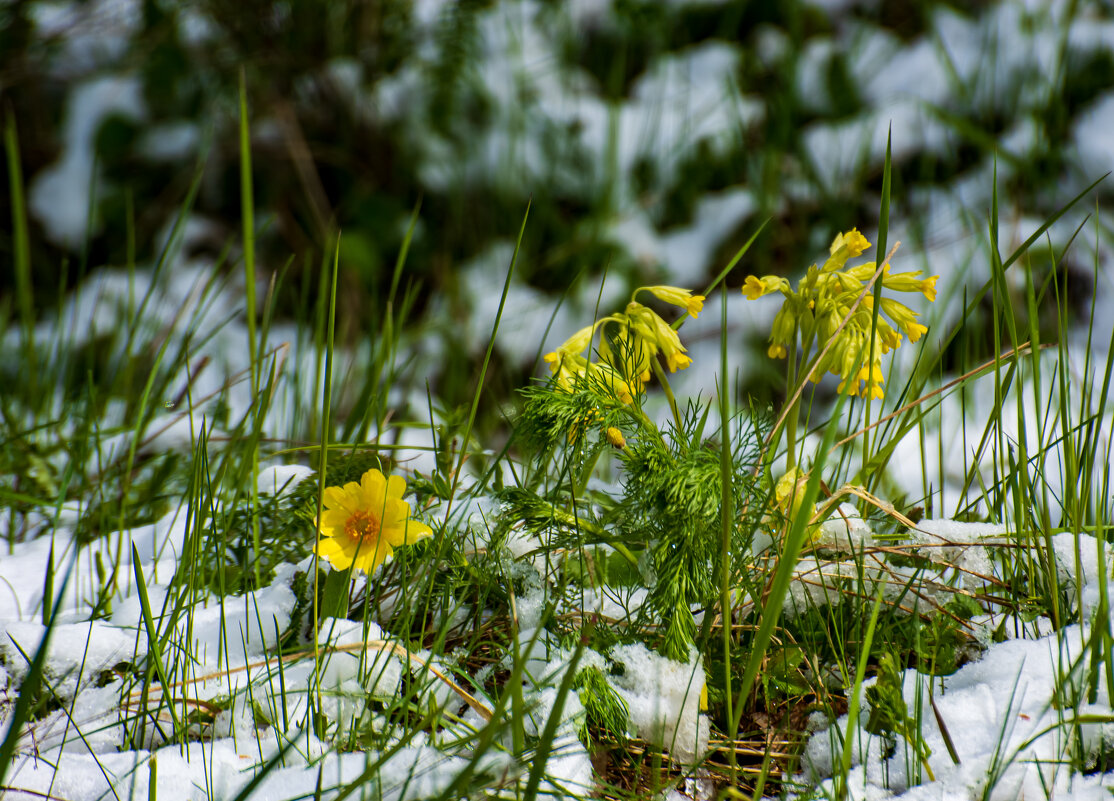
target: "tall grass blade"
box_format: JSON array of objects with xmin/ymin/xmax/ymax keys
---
[
  {"xmin": 718, "ymin": 291, "xmax": 737, "ymax": 777},
  {"xmin": 446, "ymin": 200, "xmax": 531, "ymax": 515},
  {"xmin": 239, "ymin": 69, "xmax": 258, "ymax": 392},
  {"xmin": 3, "ymin": 110, "xmax": 34, "ymax": 394},
  {"xmin": 0, "ymin": 566, "xmax": 73, "ymax": 784},
  {"xmin": 131, "ymin": 544, "xmax": 183, "ymax": 737},
  {"xmin": 862, "ymin": 126, "xmax": 892, "ymax": 488},
  {"xmin": 835, "ymin": 581, "xmax": 886, "ymax": 801},
  {"xmin": 311, "ymin": 233, "xmax": 342, "ymax": 716}
]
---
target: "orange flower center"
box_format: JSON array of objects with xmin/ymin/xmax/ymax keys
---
[{"xmin": 345, "ymin": 510, "xmax": 381, "ymax": 544}]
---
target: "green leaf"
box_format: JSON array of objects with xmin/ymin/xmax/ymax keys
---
[{"xmin": 320, "ymin": 566, "xmax": 353, "ymax": 620}]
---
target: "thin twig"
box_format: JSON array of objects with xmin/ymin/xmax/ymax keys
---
[
  {"xmin": 125, "ymin": 638, "xmax": 494, "ymax": 723},
  {"xmin": 833, "ymin": 342, "xmax": 1046, "ymax": 449}
]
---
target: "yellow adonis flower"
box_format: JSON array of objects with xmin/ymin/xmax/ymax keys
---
[{"xmin": 315, "ymin": 468, "xmax": 432, "ymax": 575}]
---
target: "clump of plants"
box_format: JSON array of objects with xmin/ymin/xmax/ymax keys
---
[{"xmin": 384, "ymin": 224, "xmax": 980, "ymax": 787}]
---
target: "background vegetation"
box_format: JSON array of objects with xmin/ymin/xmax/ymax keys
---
[{"xmin": 3, "ymin": 0, "xmax": 1109, "ymax": 431}]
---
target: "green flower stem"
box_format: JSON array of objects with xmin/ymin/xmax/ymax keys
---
[
  {"xmin": 535, "ymin": 498, "xmax": 639, "ymax": 568},
  {"xmin": 785, "ymin": 339, "xmax": 800, "ymax": 472},
  {"xmin": 610, "ymin": 541, "xmax": 640, "ymax": 569},
  {"xmin": 650, "ymin": 359, "xmax": 684, "ymax": 433}
]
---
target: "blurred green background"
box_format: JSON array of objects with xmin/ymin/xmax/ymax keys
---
[{"xmin": 1, "ymin": 0, "xmax": 1110, "ymax": 438}]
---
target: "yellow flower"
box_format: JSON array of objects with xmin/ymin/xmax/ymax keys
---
[
  {"xmin": 837, "ymin": 345, "xmax": 886, "ymax": 399},
  {"xmin": 830, "ymin": 228, "xmax": 870, "ymax": 258},
  {"xmin": 315, "ymin": 469, "xmax": 432, "ymax": 574},
  {"xmin": 742, "ymin": 275, "xmax": 789, "ymax": 301},
  {"xmin": 767, "ymin": 306, "xmax": 796, "ymax": 360},
  {"xmin": 920, "ymin": 274, "xmax": 939, "ymax": 302},
  {"xmin": 542, "ymin": 285, "xmax": 700, "ymax": 404},
  {"xmin": 744, "ymin": 227, "xmax": 938, "ymax": 402},
  {"xmin": 880, "ymin": 297, "xmax": 927, "ymax": 343},
  {"xmin": 644, "ymin": 285, "xmax": 706, "ymax": 318},
  {"xmin": 881, "ymin": 267, "xmax": 939, "ymax": 302},
  {"xmin": 600, "ymin": 320, "xmax": 655, "ymax": 387},
  {"xmin": 627, "ymin": 303, "xmax": 692, "ymax": 373},
  {"xmin": 822, "ymin": 229, "xmax": 873, "ymax": 272},
  {"xmin": 605, "ymin": 426, "xmax": 626, "ymax": 450},
  {"xmin": 543, "ymin": 322, "xmax": 601, "ymax": 372}
]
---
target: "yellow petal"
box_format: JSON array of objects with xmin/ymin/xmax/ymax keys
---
[
  {"xmin": 382, "ymin": 498, "xmax": 411, "ymax": 532},
  {"xmin": 315, "ymin": 538, "xmax": 354, "ymax": 570},
  {"xmin": 743, "ymin": 275, "xmax": 779, "ymax": 301},
  {"xmin": 360, "ymin": 468, "xmax": 386, "ymax": 496},
  {"xmin": 667, "ymin": 352, "xmax": 692, "ymax": 372},
  {"xmin": 645, "ymin": 286, "xmax": 705, "ymax": 318},
  {"xmin": 318, "ymin": 509, "xmax": 350, "ymax": 535},
  {"xmin": 405, "ymin": 519, "xmax": 433, "ymax": 541},
  {"xmin": 385, "ymin": 518, "xmax": 432, "ymax": 548},
  {"xmin": 385, "ymin": 473, "xmax": 407, "ymax": 500},
  {"xmin": 830, "ymin": 228, "xmax": 870, "ymax": 258},
  {"xmin": 354, "ymin": 542, "xmax": 391, "ymax": 574},
  {"xmin": 360, "ymin": 471, "xmax": 388, "ymax": 513},
  {"xmin": 323, "ymin": 485, "xmax": 359, "ymax": 513}
]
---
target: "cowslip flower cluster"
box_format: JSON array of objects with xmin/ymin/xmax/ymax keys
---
[
  {"xmin": 743, "ymin": 229, "xmax": 937, "ymax": 399},
  {"xmin": 543, "ymin": 285, "xmax": 704, "ymax": 399},
  {"xmin": 315, "ymin": 468, "xmax": 432, "ymax": 574}
]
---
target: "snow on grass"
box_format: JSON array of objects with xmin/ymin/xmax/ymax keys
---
[
  {"xmin": 610, "ymin": 642, "xmax": 709, "ymax": 766},
  {"xmin": 804, "ymin": 567, "xmax": 1114, "ymax": 799}
]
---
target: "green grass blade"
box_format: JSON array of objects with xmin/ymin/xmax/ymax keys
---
[
  {"xmin": 717, "ymin": 291, "xmax": 737, "ymax": 776},
  {"xmin": 835, "ymin": 581, "xmax": 886, "ymax": 801},
  {"xmin": 446, "ymin": 200, "xmax": 531, "ymax": 515},
  {"xmin": 131, "ymin": 544, "xmax": 183, "ymax": 737},
  {"xmin": 311, "ymin": 232, "xmax": 342, "ymax": 717},
  {"xmin": 239, "ymin": 69, "xmax": 258, "ymax": 393},
  {"xmin": 0, "ymin": 568, "xmax": 73, "ymax": 783},
  {"xmin": 4, "ymin": 110, "xmax": 34, "ymax": 393},
  {"xmin": 862, "ymin": 126, "xmax": 892, "ymax": 487}
]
